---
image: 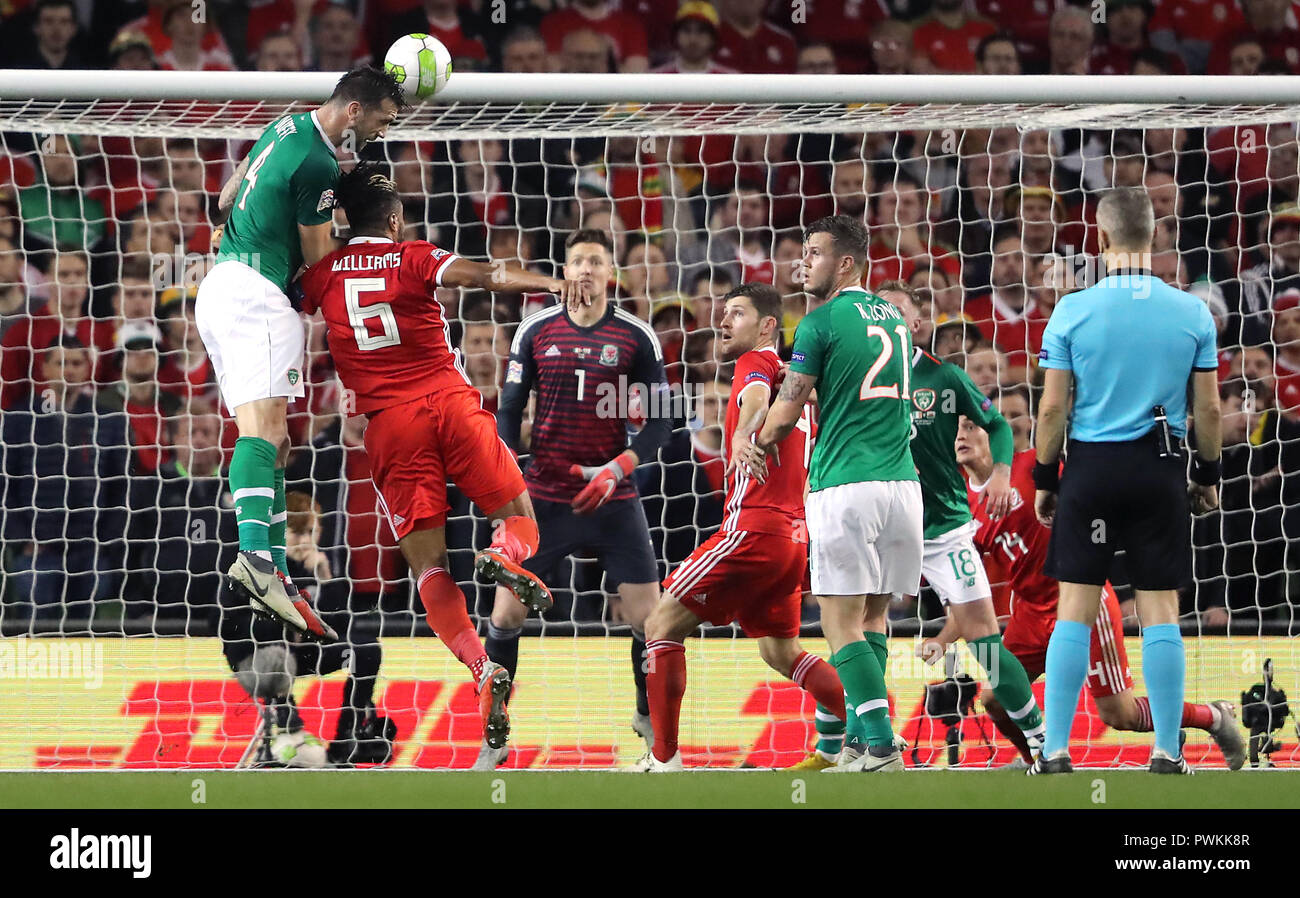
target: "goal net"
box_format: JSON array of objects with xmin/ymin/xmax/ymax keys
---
[{"xmin": 0, "ymin": 72, "xmax": 1296, "ymax": 770}]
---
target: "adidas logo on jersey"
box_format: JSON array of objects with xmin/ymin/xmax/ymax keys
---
[
  {"xmin": 544, "ymin": 344, "xmax": 561, "ymax": 357},
  {"xmin": 392, "ymin": 513, "xmax": 406, "ymax": 526}
]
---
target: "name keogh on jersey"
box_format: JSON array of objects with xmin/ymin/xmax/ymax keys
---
[
  {"xmin": 854, "ymin": 301, "xmax": 902, "ymax": 321},
  {"xmin": 332, "ymin": 251, "xmax": 403, "ymax": 272}
]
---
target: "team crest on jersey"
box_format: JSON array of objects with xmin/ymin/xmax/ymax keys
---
[
  {"xmin": 599, "ymin": 344, "xmax": 619, "ymax": 366},
  {"xmin": 317, "ymin": 189, "xmax": 334, "ymax": 213},
  {"xmin": 506, "ymin": 360, "xmax": 523, "ymax": 383},
  {"xmin": 912, "ymin": 388, "xmax": 936, "ymax": 412},
  {"xmin": 287, "ymin": 368, "xmax": 300, "ymax": 386}
]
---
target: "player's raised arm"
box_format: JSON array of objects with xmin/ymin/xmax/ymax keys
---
[{"xmin": 441, "ymin": 258, "xmax": 588, "ymax": 305}]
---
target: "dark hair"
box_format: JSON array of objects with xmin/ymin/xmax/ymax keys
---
[
  {"xmin": 330, "ymin": 65, "xmax": 407, "ymax": 111},
  {"xmin": 565, "ymin": 228, "xmax": 614, "ymax": 257},
  {"xmin": 35, "ymin": 0, "xmax": 76, "ymax": 17},
  {"xmin": 975, "ymin": 31, "xmax": 1018, "ymax": 65},
  {"xmin": 1129, "ymin": 46, "xmax": 1170, "ymax": 74},
  {"xmin": 997, "ymin": 382, "xmax": 1035, "ymax": 417},
  {"xmin": 335, "ymin": 162, "xmax": 400, "ymax": 235},
  {"xmin": 44, "ymin": 333, "xmax": 86, "ymax": 354},
  {"xmin": 804, "ymin": 214, "xmax": 870, "ymax": 270},
  {"xmin": 119, "ymin": 253, "xmax": 154, "ymax": 283},
  {"xmin": 724, "ymin": 282, "xmax": 782, "ymax": 323}
]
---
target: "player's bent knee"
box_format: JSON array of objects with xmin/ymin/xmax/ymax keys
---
[
  {"xmin": 647, "ymin": 592, "xmax": 697, "ymax": 642},
  {"xmin": 758, "ymin": 638, "xmax": 801, "ymax": 677},
  {"xmin": 491, "ymin": 586, "xmax": 529, "ymax": 627},
  {"xmin": 1096, "ymin": 700, "xmax": 1137, "ymax": 731}
]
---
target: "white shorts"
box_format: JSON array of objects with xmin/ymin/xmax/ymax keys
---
[
  {"xmin": 195, "ymin": 259, "xmax": 305, "ymax": 415},
  {"xmin": 806, "ymin": 480, "xmax": 923, "ymax": 597},
  {"xmin": 921, "ymin": 521, "xmax": 992, "ymax": 606}
]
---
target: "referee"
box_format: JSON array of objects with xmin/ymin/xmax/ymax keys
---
[{"xmin": 1030, "ymin": 187, "xmax": 1221, "ymax": 776}]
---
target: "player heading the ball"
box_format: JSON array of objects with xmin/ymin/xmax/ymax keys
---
[{"xmin": 196, "ymin": 65, "xmax": 405, "ymax": 642}]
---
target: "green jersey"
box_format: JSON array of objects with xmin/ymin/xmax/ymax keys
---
[
  {"xmin": 789, "ymin": 287, "xmax": 917, "ymax": 492},
  {"xmin": 908, "ymin": 347, "xmax": 1014, "ymax": 539},
  {"xmin": 216, "ymin": 111, "xmax": 339, "ymax": 292}
]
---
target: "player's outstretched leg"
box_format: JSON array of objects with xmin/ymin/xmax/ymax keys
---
[
  {"xmin": 1096, "ymin": 693, "xmax": 1243, "ymax": 770},
  {"xmin": 634, "ymin": 590, "xmax": 697, "ymax": 771},
  {"xmin": 949, "ymin": 599, "xmax": 1045, "ymax": 755},
  {"xmin": 475, "ymin": 499, "xmax": 550, "ymax": 613},
  {"xmin": 760, "ymin": 638, "xmax": 846, "ymax": 770}
]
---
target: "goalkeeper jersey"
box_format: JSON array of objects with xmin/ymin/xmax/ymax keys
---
[
  {"xmin": 217, "ymin": 111, "xmax": 339, "ymax": 292},
  {"xmin": 789, "ymin": 286, "xmax": 916, "ymax": 492}
]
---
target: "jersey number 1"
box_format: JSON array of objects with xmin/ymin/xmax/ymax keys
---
[
  {"xmin": 859, "ymin": 324, "xmax": 911, "ymax": 401},
  {"xmin": 344, "ymin": 277, "xmax": 401, "ymax": 351}
]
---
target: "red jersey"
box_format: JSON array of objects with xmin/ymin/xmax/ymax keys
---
[
  {"xmin": 715, "ymin": 21, "xmax": 798, "ymax": 74},
  {"xmin": 299, "ymin": 237, "xmax": 465, "ymax": 415},
  {"xmin": 966, "ymin": 449, "xmax": 1057, "ymax": 620},
  {"xmin": 911, "ymin": 14, "xmax": 997, "ymax": 73},
  {"xmin": 722, "ymin": 346, "xmax": 811, "ymax": 537},
  {"xmin": 540, "ymin": 7, "xmax": 648, "ymax": 63}
]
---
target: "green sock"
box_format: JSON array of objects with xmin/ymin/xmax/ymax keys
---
[
  {"xmin": 230, "ymin": 436, "xmax": 277, "ymax": 556},
  {"xmin": 271, "ymin": 467, "xmax": 289, "ymax": 579},
  {"xmin": 865, "ymin": 630, "xmax": 889, "ymax": 678},
  {"xmin": 832, "ymin": 641, "xmax": 894, "ymax": 749},
  {"xmin": 814, "ymin": 703, "xmax": 846, "ymax": 757},
  {"xmin": 970, "ymin": 634, "xmax": 1044, "ymax": 745}
]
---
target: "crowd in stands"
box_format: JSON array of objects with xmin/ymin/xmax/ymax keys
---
[{"xmin": 0, "ymin": 0, "xmax": 1297, "ymax": 633}]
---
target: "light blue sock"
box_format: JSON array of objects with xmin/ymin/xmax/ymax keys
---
[
  {"xmin": 1142, "ymin": 623, "xmax": 1185, "ymax": 758},
  {"xmin": 1043, "ymin": 620, "xmax": 1091, "ymax": 757}
]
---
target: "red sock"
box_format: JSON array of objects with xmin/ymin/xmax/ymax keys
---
[
  {"xmin": 646, "ymin": 639, "xmax": 686, "ymax": 763},
  {"xmin": 491, "ymin": 516, "xmax": 538, "ymax": 564},
  {"xmin": 1132, "ymin": 697, "xmax": 1217, "ymax": 732},
  {"xmin": 418, "ymin": 567, "xmax": 488, "ymax": 682},
  {"xmin": 791, "ymin": 652, "xmax": 846, "ymax": 720}
]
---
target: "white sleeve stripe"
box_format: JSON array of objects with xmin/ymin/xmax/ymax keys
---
[
  {"xmin": 510, "ymin": 305, "xmax": 564, "ymax": 355},
  {"xmin": 614, "ymin": 308, "xmax": 663, "ymax": 361},
  {"xmin": 432, "ymin": 253, "xmax": 461, "ymax": 288}
]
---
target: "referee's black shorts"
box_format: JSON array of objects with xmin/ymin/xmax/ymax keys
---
[{"xmin": 1043, "ymin": 437, "xmax": 1192, "ymax": 590}]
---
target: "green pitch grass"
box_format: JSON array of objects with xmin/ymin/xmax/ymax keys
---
[{"xmin": 3, "ymin": 769, "xmax": 1298, "ymax": 810}]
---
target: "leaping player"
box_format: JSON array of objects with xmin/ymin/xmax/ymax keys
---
[
  {"xmin": 299, "ymin": 164, "xmax": 589, "ymax": 759},
  {"xmin": 953, "ymin": 415, "xmax": 1245, "ymax": 770},
  {"xmin": 197, "ymin": 66, "xmax": 405, "ymax": 641},
  {"xmin": 637, "ymin": 283, "xmax": 847, "ymax": 771}
]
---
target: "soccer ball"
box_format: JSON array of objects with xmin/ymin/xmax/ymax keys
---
[
  {"xmin": 384, "ymin": 33, "xmax": 453, "ymax": 102},
  {"xmin": 270, "ymin": 730, "xmax": 329, "ymax": 768}
]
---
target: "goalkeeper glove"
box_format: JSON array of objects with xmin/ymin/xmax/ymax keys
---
[{"xmin": 569, "ymin": 450, "xmax": 636, "ymax": 515}]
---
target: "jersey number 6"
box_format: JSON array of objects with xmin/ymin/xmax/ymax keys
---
[{"xmin": 344, "ymin": 277, "xmax": 402, "ymax": 351}]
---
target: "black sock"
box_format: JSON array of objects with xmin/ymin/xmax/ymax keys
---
[
  {"xmin": 344, "ymin": 642, "xmax": 382, "ymax": 711},
  {"xmin": 485, "ymin": 623, "xmax": 522, "ymax": 682},
  {"xmin": 631, "ymin": 629, "xmax": 649, "ymax": 717}
]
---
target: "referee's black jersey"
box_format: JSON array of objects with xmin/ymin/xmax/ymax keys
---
[{"xmin": 1037, "ymin": 271, "xmax": 1219, "ymax": 589}]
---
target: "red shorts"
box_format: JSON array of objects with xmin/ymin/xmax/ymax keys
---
[
  {"xmin": 662, "ymin": 529, "xmax": 805, "ymax": 639},
  {"xmin": 1005, "ymin": 584, "xmax": 1133, "ymax": 699},
  {"xmin": 364, "ymin": 387, "xmax": 524, "ymax": 539}
]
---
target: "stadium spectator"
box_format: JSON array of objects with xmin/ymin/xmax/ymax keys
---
[
  {"xmin": 706, "ymin": 183, "xmax": 773, "ymax": 285},
  {"xmin": 868, "ymin": 17, "xmax": 913, "ymax": 75},
  {"xmin": 18, "ymin": 134, "xmax": 109, "ymax": 254},
  {"xmin": 460, "ymin": 307, "xmax": 510, "ymax": 414},
  {"xmin": 580, "ymin": 137, "xmax": 665, "ymax": 235},
  {"xmin": 788, "ymin": 2, "xmax": 882, "ymax": 74},
  {"xmin": 157, "ymin": 284, "xmax": 218, "ymax": 405},
  {"xmin": 621, "ymin": 235, "xmax": 677, "ymax": 322},
  {"xmin": 996, "ymin": 383, "xmax": 1034, "ymax": 451},
  {"xmin": 98, "ymin": 321, "xmax": 182, "ymax": 475},
  {"xmin": 1271, "ymin": 289, "xmax": 1300, "ymax": 415},
  {"xmin": 0, "ymin": 235, "xmax": 26, "ymax": 336},
  {"xmin": 1207, "ymin": 0, "xmax": 1300, "ymax": 75},
  {"xmin": 541, "ymin": 0, "xmax": 648, "ymax": 72},
  {"xmin": 637, "ymin": 374, "xmax": 729, "ymax": 567},
  {"xmin": 682, "ymin": 327, "xmax": 721, "ymax": 385},
  {"xmin": 713, "ymin": 0, "xmax": 796, "ymax": 74},
  {"xmin": 964, "ymin": 343, "xmax": 1007, "ymax": 398},
  {"xmin": 830, "ymin": 156, "xmax": 872, "ymax": 221},
  {"xmin": 1046, "ymin": 4, "xmax": 1095, "ymax": 74},
  {"xmin": 795, "ymin": 42, "xmax": 838, "ymax": 75},
  {"xmin": 1, "ymin": 335, "xmax": 129, "ymax": 626},
  {"xmin": 654, "ymin": 2, "xmax": 734, "ymax": 73},
  {"xmin": 11, "ymin": 0, "xmax": 84, "ymax": 70},
  {"xmin": 910, "ymin": 0, "xmax": 998, "ymax": 74},
  {"xmin": 106, "ymin": 29, "xmax": 157, "ymax": 70},
  {"xmin": 1009, "ymin": 185, "xmax": 1069, "ymax": 256},
  {"xmin": 976, "ymin": 31, "xmax": 1021, "ymax": 75},
  {"xmin": 1150, "ymin": 0, "xmax": 1244, "ymax": 74},
  {"xmin": 123, "ymin": 402, "xmax": 233, "ymax": 621},
  {"xmin": 1227, "ymin": 35, "xmax": 1266, "ymax": 75},
  {"xmin": 1239, "ymin": 202, "xmax": 1300, "ymax": 344},
  {"xmin": 1090, "ymin": 0, "xmax": 1186, "ymax": 75},
  {"xmin": 908, "ymin": 259, "xmax": 963, "ymax": 320},
  {"xmin": 388, "ymin": 0, "xmax": 488, "ymax": 68},
  {"xmin": 157, "ymin": 0, "xmax": 234, "ymax": 71},
  {"xmin": 867, "ymin": 172, "xmax": 958, "ymax": 288},
  {"xmin": 556, "ymin": 27, "xmax": 615, "ymax": 73},
  {"xmin": 256, "ymin": 31, "xmax": 303, "ymax": 72},
  {"xmin": 500, "ymin": 25, "xmax": 548, "ymax": 73},
  {"xmin": 310, "ymin": 4, "xmax": 369, "ymax": 72},
  {"xmin": 932, "ymin": 313, "xmax": 981, "ymax": 362},
  {"xmin": 0, "ymin": 250, "xmax": 115, "ymax": 409},
  {"xmin": 972, "ymin": 0, "xmax": 1052, "ymax": 67}
]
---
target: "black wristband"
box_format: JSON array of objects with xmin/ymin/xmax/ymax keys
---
[
  {"xmin": 1032, "ymin": 460, "xmax": 1060, "ymax": 492},
  {"xmin": 1190, "ymin": 455, "xmax": 1221, "ymax": 487}
]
